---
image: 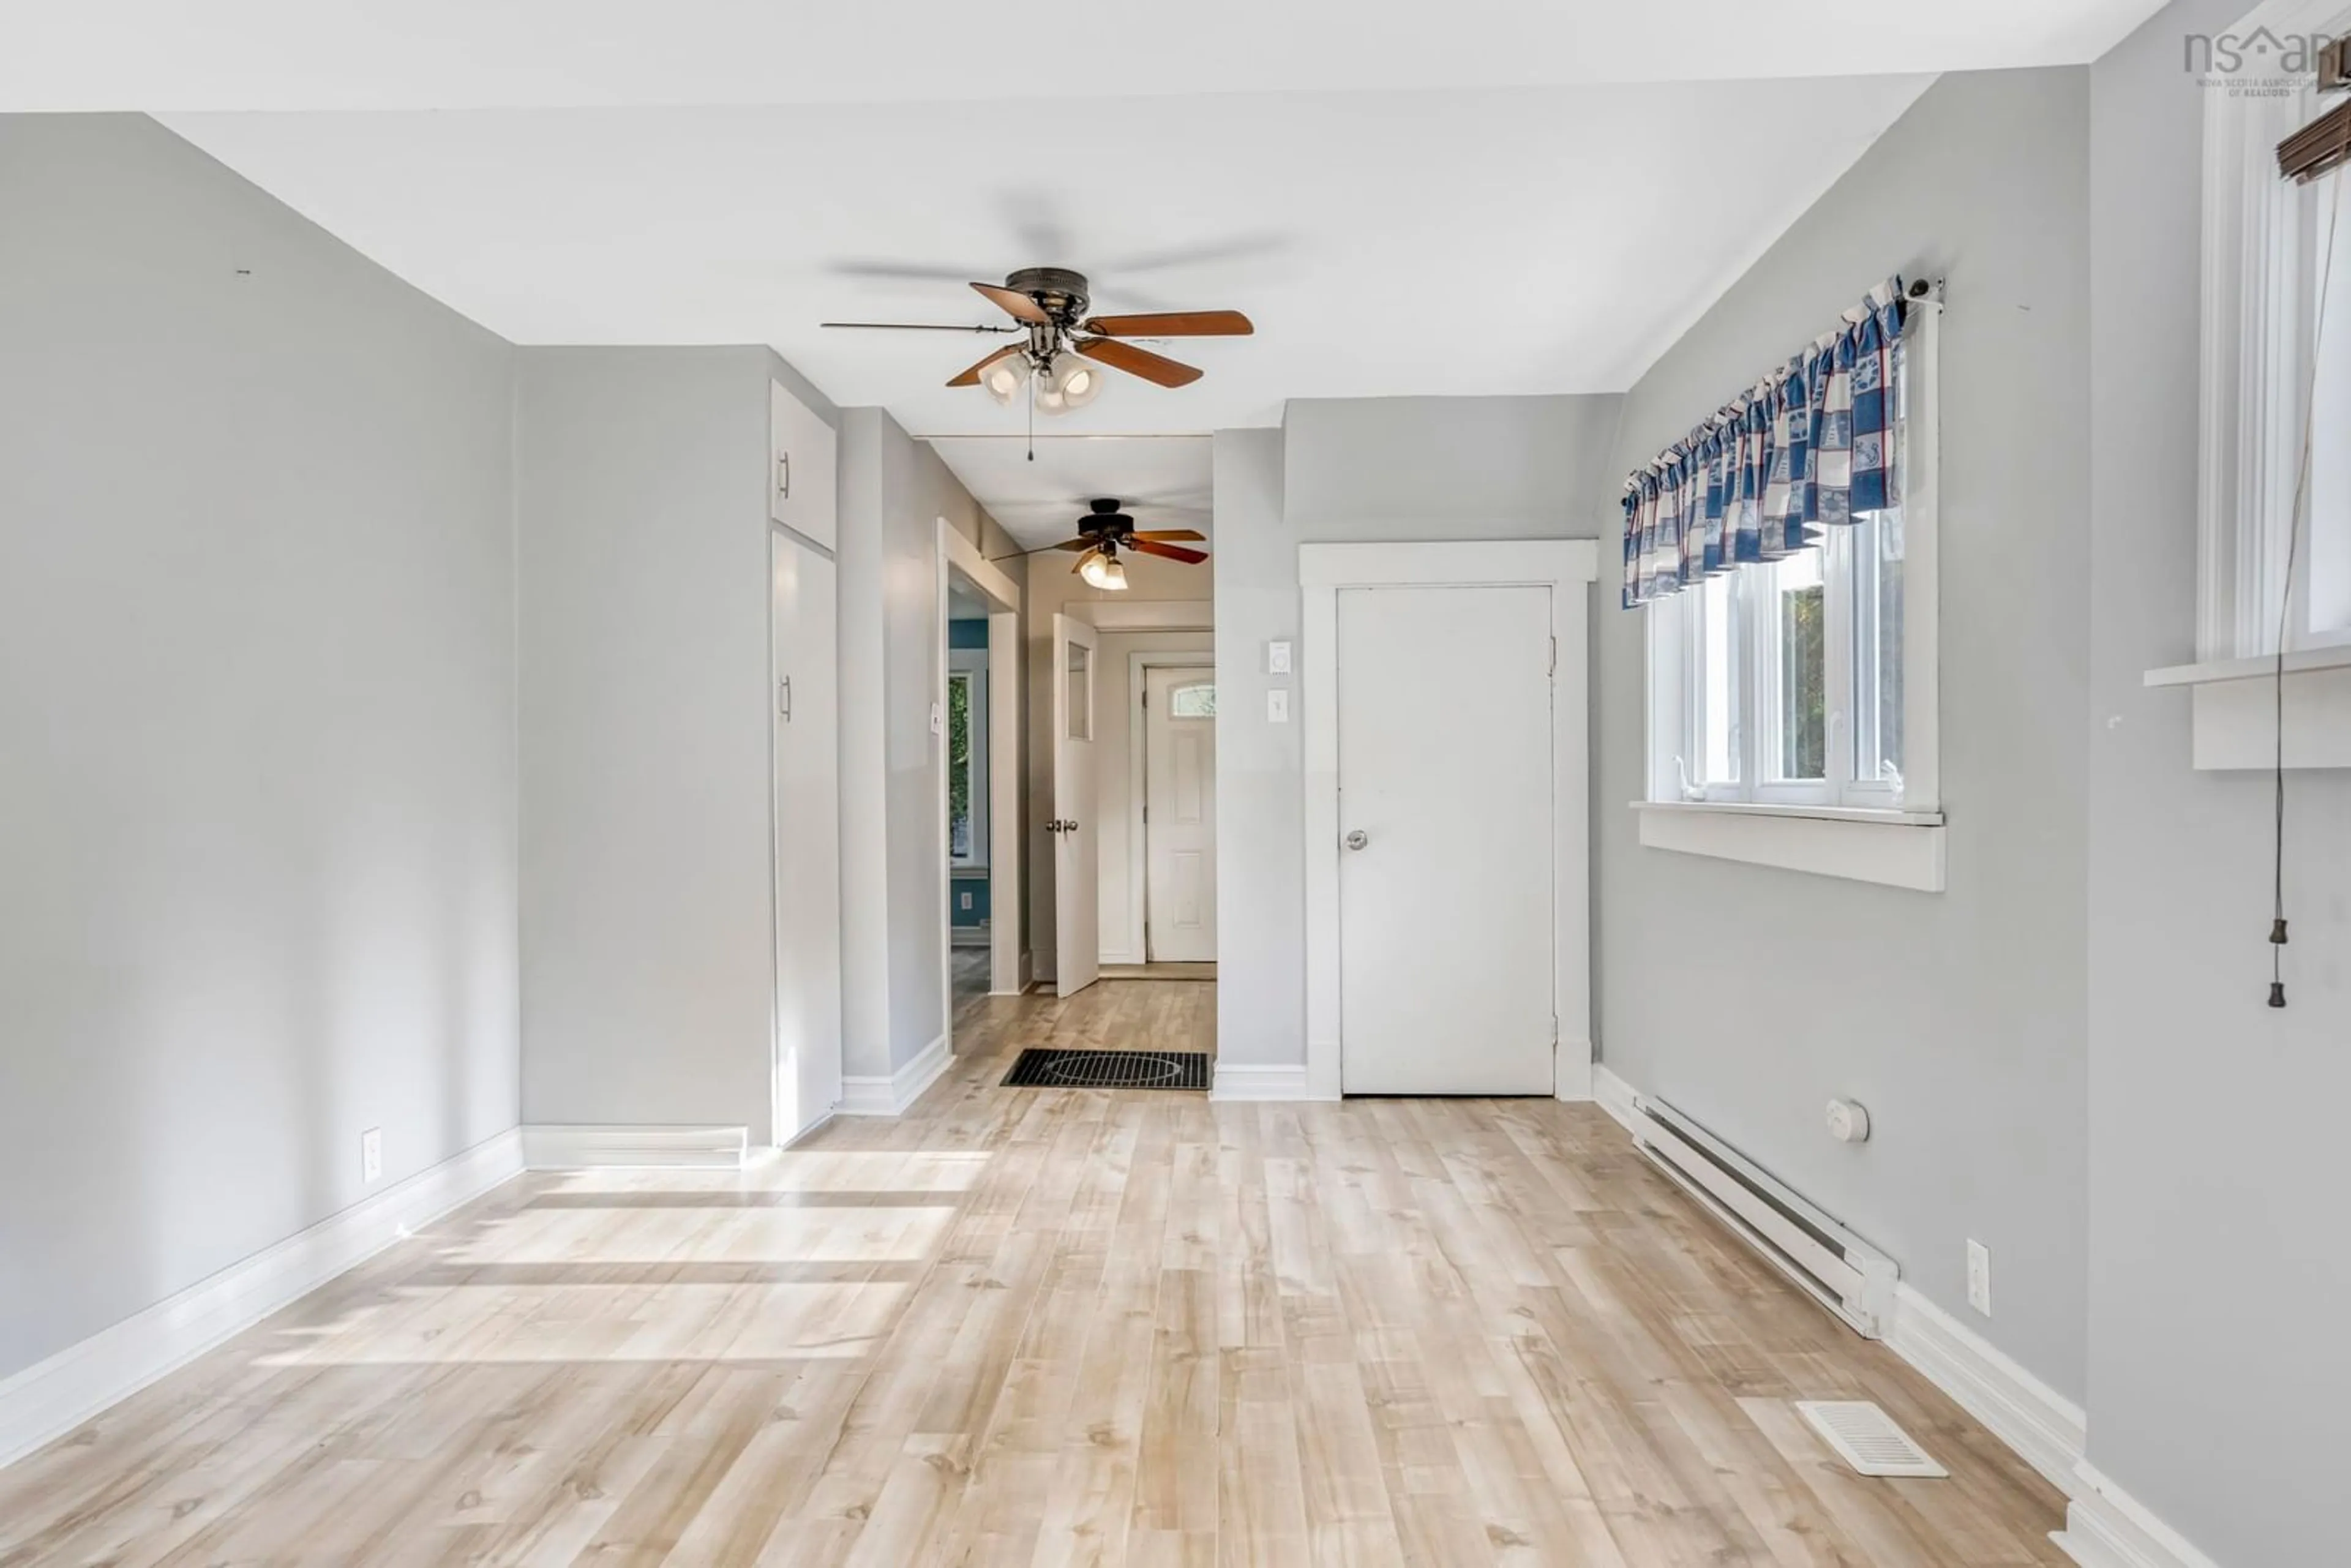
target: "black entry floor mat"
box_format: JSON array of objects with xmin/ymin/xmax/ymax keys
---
[{"xmin": 1001, "ymin": 1048, "xmax": 1210, "ymax": 1091}]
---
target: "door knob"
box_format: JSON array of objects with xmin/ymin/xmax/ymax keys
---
[{"xmin": 1344, "ymin": 829, "xmax": 1368, "ymax": 851}]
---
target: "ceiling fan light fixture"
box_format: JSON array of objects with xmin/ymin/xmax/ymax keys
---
[
  {"xmin": 1035, "ymin": 350, "xmax": 1102, "ymax": 415},
  {"xmin": 1080, "ymin": 553, "xmax": 1128, "ymax": 591},
  {"xmin": 977, "ymin": 351, "xmax": 1032, "ymax": 406}
]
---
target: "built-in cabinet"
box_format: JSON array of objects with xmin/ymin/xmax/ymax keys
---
[
  {"xmin": 771, "ymin": 376, "xmax": 838, "ymax": 550},
  {"xmin": 770, "ymin": 378, "xmax": 842, "ymax": 1144}
]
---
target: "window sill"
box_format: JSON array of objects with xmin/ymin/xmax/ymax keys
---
[
  {"xmin": 2143, "ymin": 647, "xmax": 2351, "ymax": 770},
  {"xmin": 1632, "ymin": 801, "xmax": 1948, "ymax": 892}
]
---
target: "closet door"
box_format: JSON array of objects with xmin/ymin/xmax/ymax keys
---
[{"xmin": 773, "ymin": 530, "xmax": 842, "ymax": 1143}]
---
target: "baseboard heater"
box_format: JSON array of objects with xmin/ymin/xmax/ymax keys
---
[{"xmin": 1629, "ymin": 1094, "xmax": 1898, "ymax": 1338}]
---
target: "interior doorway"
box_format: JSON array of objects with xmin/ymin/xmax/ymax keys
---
[
  {"xmin": 937, "ymin": 521, "xmax": 1024, "ymax": 1065},
  {"xmin": 1299, "ymin": 540, "xmax": 1597, "ymax": 1100}
]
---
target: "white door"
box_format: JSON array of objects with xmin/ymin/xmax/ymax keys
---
[
  {"xmin": 1051, "ymin": 613, "xmax": 1100, "ymax": 998},
  {"xmin": 1337, "ymin": 584, "xmax": 1554, "ymax": 1095},
  {"xmin": 1144, "ymin": 667, "xmax": 1218, "ymax": 962},
  {"xmin": 773, "ymin": 532, "xmax": 842, "ymax": 1142}
]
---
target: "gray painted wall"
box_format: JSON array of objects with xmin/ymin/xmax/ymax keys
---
[
  {"xmin": 0, "ymin": 114, "xmax": 519, "ymax": 1379},
  {"xmin": 836, "ymin": 409, "xmax": 1011, "ymax": 1073},
  {"xmin": 2088, "ymin": 4, "xmax": 2351, "ymax": 1559},
  {"xmin": 516, "ymin": 347, "xmax": 829, "ymax": 1145},
  {"xmin": 1210, "ymin": 397, "xmax": 1623, "ymax": 1067},
  {"xmin": 1595, "ymin": 67, "xmax": 2095, "ymax": 1397}
]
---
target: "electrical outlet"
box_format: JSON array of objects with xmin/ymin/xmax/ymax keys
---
[
  {"xmin": 959, "ymin": 891, "xmax": 973, "ymax": 911},
  {"xmin": 361, "ymin": 1127, "xmax": 383, "ymax": 1185},
  {"xmin": 1966, "ymin": 1239, "xmax": 1992, "ymax": 1316}
]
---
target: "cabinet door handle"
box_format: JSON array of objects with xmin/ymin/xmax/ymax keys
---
[
  {"xmin": 778, "ymin": 676, "xmax": 792, "ymax": 721},
  {"xmin": 776, "ymin": 452, "xmax": 791, "ymax": 502}
]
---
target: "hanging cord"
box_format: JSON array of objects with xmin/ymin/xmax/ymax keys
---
[{"xmin": 2268, "ymin": 171, "xmax": 2344, "ymax": 1007}]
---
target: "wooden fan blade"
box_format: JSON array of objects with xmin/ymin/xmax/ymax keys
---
[
  {"xmin": 970, "ymin": 282, "xmax": 1050, "ymax": 324},
  {"xmin": 1130, "ymin": 529, "xmax": 1206, "ymax": 542},
  {"xmin": 821, "ymin": 321, "xmax": 1021, "ymax": 332},
  {"xmin": 1049, "ymin": 538, "xmax": 1096, "ymax": 552},
  {"xmin": 947, "ymin": 345, "xmax": 1022, "ymax": 388},
  {"xmin": 1074, "ymin": 338, "xmax": 1202, "ymax": 389},
  {"xmin": 1079, "ymin": 310, "xmax": 1253, "ymax": 338},
  {"xmin": 1070, "ymin": 547, "xmax": 1103, "ymax": 575},
  {"xmin": 1125, "ymin": 538, "xmax": 1209, "ymax": 565}
]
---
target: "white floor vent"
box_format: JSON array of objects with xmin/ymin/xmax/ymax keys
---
[{"xmin": 1796, "ymin": 1401, "xmax": 1948, "ymax": 1479}]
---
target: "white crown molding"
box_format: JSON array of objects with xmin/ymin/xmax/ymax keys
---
[
  {"xmin": 1208, "ymin": 1062, "xmax": 1331, "ymax": 1102},
  {"xmin": 2053, "ymin": 1463, "xmax": 2228, "ymax": 1568},
  {"xmin": 0, "ymin": 1127, "xmax": 523, "ymax": 1471},
  {"xmin": 520, "ymin": 1124, "xmax": 749, "ymax": 1168},
  {"xmin": 836, "ymin": 1033, "xmax": 951, "ymax": 1117}
]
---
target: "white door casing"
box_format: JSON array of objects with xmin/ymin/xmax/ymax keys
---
[
  {"xmin": 1144, "ymin": 666, "xmax": 1218, "ymax": 962},
  {"xmin": 1336, "ymin": 584, "xmax": 1553, "ymax": 1095},
  {"xmin": 771, "ymin": 530, "xmax": 842, "ymax": 1144},
  {"xmin": 1295, "ymin": 539, "xmax": 1597, "ymax": 1104},
  {"xmin": 1052, "ymin": 613, "xmax": 1101, "ymax": 998},
  {"xmin": 935, "ymin": 521, "xmax": 1025, "ymax": 1030}
]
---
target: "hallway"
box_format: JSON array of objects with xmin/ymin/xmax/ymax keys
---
[{"xmin": 0, "ymin": 980, "xmax": 2064, "ymax": 1565}]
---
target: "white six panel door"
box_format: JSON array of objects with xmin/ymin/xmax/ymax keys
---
[
  {"xmin": 1337, "ymin": 583, "xmax": 1554, "ymax": 1095},
  {"xmin": 1144, "ymin": 666, "xmax": 1218, "ymax": 962},
  {"xmin": 1051, "ymin": 613, "xmax": 1101, "ymax": 998}
]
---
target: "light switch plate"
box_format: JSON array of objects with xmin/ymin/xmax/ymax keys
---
[
  {"xmin": 929, "ymin": 702, "xmax": 943, "ymax": 736},
  {"xmin": 1267, "ymin": 640, "xmax": 1292, "ymax": 675},
  {"xmin": 1267, "ymin": 689, "xmax": 1290, "ymax": 723},
  {"xmin": 1966, "ymin": 1239, "xmax": 1992, "ymax": 1316},
  {"xmin": 361, "ymin": 1127, "xmax": 383, "ymax": 1185}
]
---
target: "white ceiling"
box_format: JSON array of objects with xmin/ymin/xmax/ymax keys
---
[
  {"xmin": 162, "ymin": 80, "xmax": 1933, "ymax": 427},
  {"xmin": 12, "ymin": 0, "xmax": 2168, "ymax": 110},
  {"xmin": 110, "ymin": 0, "xmax": 2164, "ymax": 541}
]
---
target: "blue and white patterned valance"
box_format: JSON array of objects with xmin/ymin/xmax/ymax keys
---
[{"xmin": 1621, "ymin": 277, "xmax": 1909, "ymax": 609}]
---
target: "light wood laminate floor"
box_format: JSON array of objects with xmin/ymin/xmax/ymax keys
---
[{"xmin": 0, "ymin": 978, "xmax": 2067, "ymax": 1565}]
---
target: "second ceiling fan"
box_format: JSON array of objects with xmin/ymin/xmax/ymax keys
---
[{"xmin": 1051, "ymin": 497, "xmax": 1207, "ymax": 591}]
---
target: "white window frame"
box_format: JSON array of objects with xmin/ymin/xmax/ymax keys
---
[
  {"xmin": 2197, "ymin": 0, "xmax": 2351, "ymax": 661},
  {"xmin": 1636, "ymin": 298, "xmax": 1944, "ymax": 891}
]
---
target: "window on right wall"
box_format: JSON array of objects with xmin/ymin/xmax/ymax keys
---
[
  {"xmin": 1633, "ymin": 280, "xmax": 1941, "ymax": 818},
  {"xmin": 2199, "ymin": 40, "xmax": 2351, "ymax": 661},
  {"xmin": 1626, "ymin": 277, "xmax": 1946, "ymax": 888},
  {"xmin": 1652, "ymin": 450, "xmax": 1911, "ymax": 812}
]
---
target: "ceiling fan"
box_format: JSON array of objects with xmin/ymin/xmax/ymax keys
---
[
  {"xmin": 1051, "ymin": 498, "xmax": 1208, "ymax": 591},
  {"xmin": 822, "ymin": 267, "xmax": 1252, "ymax": 413}
]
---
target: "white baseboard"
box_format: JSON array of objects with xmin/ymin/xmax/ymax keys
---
[
  {"xmin": 2052, "ymin": 1464, "xmax": 2225, "ymax": 1568},
  {"xmin": 1886, "ymin": 1283, "xmax": 2085, "ymax": 1496},
  {"xmin": 1590, "ymin": 1061, "xmax": 2092, "ymax": 1509},
  {"xmin": 1209, "ymin": 1062, "xmax": 1332, "ymax": 1102},
  {"xmin": 1553, "ymin": 1049, "xmax": 1595, "ymax": 1102},
  {"xmin": 521, "ymin": 1124, "xmax": 748, "ymax": 1168},
  {"xmin": 837, "ymin": 1033, "xmax": 951, "ymax": 1117},
  {"xmin": 1591, "ymin": 1063, "xmax": 1644, "ymax": 1136},
  {"xmin": 0, "ymin": 1127, "xmax": 524, "ymax": 1471}
]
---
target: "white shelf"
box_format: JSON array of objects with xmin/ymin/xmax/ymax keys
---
[{"xmin": 2142, "ymin": 647, "xmax": 2351, "ymax": 770}]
